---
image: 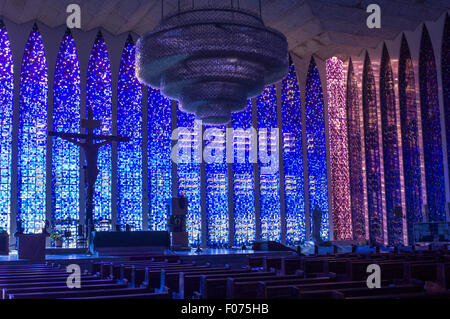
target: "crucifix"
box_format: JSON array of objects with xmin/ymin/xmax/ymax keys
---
[{"xmin": 49, "ymin": 109, "xmax": 130, "ymax": 237}]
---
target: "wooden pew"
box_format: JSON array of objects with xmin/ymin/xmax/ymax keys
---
[
  {"xmin": 227, "ymin": 275, "xmax": 333, "ymax": 299},
  {"xmin": 198, "ymin": 272, "xmax": 280, "ymax": 299},
  {"xmin": 1, "ymin": 279, "xmax": 117, "ymax": 298},
  {"xmin": 281, "ymin": 257, "xmax": 302, "ymax": 275},
  {"xmin": 335, "ymin": 285, "xmax": 425, "ymax": 298},
  {"xmin": 247, "ymin": 256, "xmax": 264, "ymax": 269},
  {"xmin": 347, "ymin": 291, "xmax": 450, "ymax": 299},
  {"xmin": 160, "ymin": 267, "xmax": 246, "ymax": 295},
  {"xmin": 8, "ymin": 286, "xmax": 159, "ymax": 299},
  {"xmin": 345, "ymin": 260, "xmax": 405, "ymax": 281},
  {"xmin": 275, "ymin": 280, "xmax": 370, "ymax": 299},
  {"xmin": 3, "ymin": 282, "xmax": 131, "ymax": 299},
  {"xmin": 0, "ymin": 274, "xmax": 101, "ymax": 285},
  {"xmin": 404, "ymin": 262, "xmax": 444, "ymax": 283},
  {"xmin": 0, "ymin": 272, "xmax": 77, "ymax": 280},
  {"xmin": 143, "ymin": 266, "xmax": 212, "ymax": 289},
  {"xmin": 122, "ymin": 264, "xmax": 211, "ymax": 287},
  {"xmin": 295, "ymin": 290, "xmax": 344, "ymax": 299},
  {"xmin": 178, "ymin": 269, "xmax": 257, "ymax": 299},
  {"xmin": 72, "ymin": 292, "xmax": 170, "ymax": 299}
]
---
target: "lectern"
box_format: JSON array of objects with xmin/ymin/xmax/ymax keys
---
[
  {"xmin": 167, "ymin": 197, "xmax": 189, "ymax": 249},
  {"xmin": 17, "ymin": 233, "xmax": 46, "ymax": 262}
]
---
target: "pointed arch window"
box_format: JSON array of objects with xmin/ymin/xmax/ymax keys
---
[
  {"xmin": 0, "ymin": 21, "xmax": 13, "ymax": 232},
  {"xmin": 419, "ymin": 25, "xmax": 446, "ymax": 222},
  {"xmin": 117, "ymin": 35, "xmax": 143, "ymax": 230},
  {"xmin": 282, "ymin": 62, "xmax": 306, "ymax": 244},
  {"xmin": 305, "ymin": 58, "xmax": 330, "ymax": 240},
  {"xmin": 52, "ymin": 29, "xmax": 81, "ymax": 243},
  {"xmin": 86, "ymin": 31, "xmax": 112, "ymax": 230},
  {"xmin": 17, "ymin": 24, "xmax": 48, "ymax": 233}
]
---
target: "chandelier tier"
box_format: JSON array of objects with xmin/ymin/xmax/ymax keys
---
[{"xmin": 136, "ymin": 6, "xmax": 289, "ymax": 124}]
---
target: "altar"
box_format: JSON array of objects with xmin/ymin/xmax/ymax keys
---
[{"xmin": 89, "ymin": 231, "xmax": 170, "ymax": 255}]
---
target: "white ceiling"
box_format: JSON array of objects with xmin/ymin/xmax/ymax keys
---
[{"xmin": 0, "ymin": 0, "xmax": 448, "ymax": 61}]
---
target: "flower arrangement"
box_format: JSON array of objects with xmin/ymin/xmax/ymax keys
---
[{"xmin": 49, "ymin": 230, "xmax": 64, "ymax": 242}]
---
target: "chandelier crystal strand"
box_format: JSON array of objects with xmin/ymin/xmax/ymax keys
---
[{"xmin": 136, "ymin": 5, "xmax": 288, "ymax": 124}]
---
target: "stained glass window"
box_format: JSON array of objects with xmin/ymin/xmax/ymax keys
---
[
  {"xmin": 281, "ymin": 63, "xmax": 306, "ymax": 244},
  {"xmin": 346, "ymin": 59, "xmax": 367, "ymax": 241},
  {"xmin": 231, "ymin": 100, "xmax": 255, "ymax": 245},
  {"xmin": 0, "ymin": 21, "xmax": 13, "ymax": 233},
  {"xmin": 17, "ymin": 24, "xmax": 48, "ymax": 234},
  {"xmin": 380, "ymin": 45, "xmax": 404, "ymax": 245},
  {"xmin": 117, "ymin": 35, "xmax": 143, "ymax": 231},
  {"xmin": 86, "ymin": 31, "xmax": 112, "ymax": 230},
  {"xmin": 51, "ymin": 29, "xmax": 80, "ymax": 244},
  {"xmin": 399, "ymin": 34, "xmax": 424, "ymax": 244},
  {"xmin": 362, "ymin": 52, "xmax": 384, "ymax": 245},
  {"xmin": 419, "ymin": 25, "xmax": 446, "ymax": 222},
  {"xmin": 305, "ymin": 58, "xmax": 329, "ymax": 240},
  {"xmin": 176, "ymin": 107, "xmax": 201, "ymax": 246},
  {"xmin": 148, "ymin": 89, "xmax": 172, "ymax": 231},
  {"xmin": 204, "ymin": 124, "xmax": 228, "ymax": 246},
  {"xmin": 443, "ymin": 14, "xmax": 450, "ymax": 205},
  {"xmin": 326, "ymin": 57, "xmax": 352, "ymax": 240},
  {"xmin": 257, "ymin": 85, "xmax": 281, "ymax": 242}
]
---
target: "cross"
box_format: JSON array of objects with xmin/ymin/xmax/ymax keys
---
[{"xmin": 49, "ymin": 109, "xmax": 130, "ymax": 235}]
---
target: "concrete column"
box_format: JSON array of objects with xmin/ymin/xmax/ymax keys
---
[
  {"xmin": 252, "ymin": 98, "xmax": 261, "ymax": 241},
  {"xmin": 276, "ymin": 82, "xmax": 286, "ymax": 244},
  {"xmin": 171, "ymin": 101, "xmax": 178, "ymax": 199},
  {"xmin": 141, "ymin": 86, "xmax": 149, "ymax": 230},
  {"xmin": 226, "ymin": 122, "xmax": 235, "ymax": 246},
  {"xmin": 200, "ymin": 124, "xmax": 207, "ymax": 248}
]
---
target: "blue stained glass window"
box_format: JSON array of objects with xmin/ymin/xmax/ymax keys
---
[
  {"xmin": 305, "ymin": 58, "xmax": 329, "ymax": 240},
  {"xmin": 231, "ymin": 100, "xmax": 255, "ymax": 245},
  {"xmin": 17, "ymin": 24, "xmax": 48, "ymax": 234},
  {"xmin": 148, "ymin": 89, "xmax": 172, "ymax": 231},
  {"xmin": 176, "ymin": 107, "xmax": 201, "ymax": 246},
  {"xmin": 86, "ymin": 31, "xmax": 112, "ymax": 230},
  {"xmin": 399, "ymin": 35, "xmax": 423, "ymax": 244},
  {"xmin": 51, "ymin": 29, "xmax": 80, "ymax": 244},
  {"xmin": 257, "ymin": 85, "xmax": 281, "ymax": 242},
  {"xmin": 442, "ymin": 14, "xmax": 450, "ymax": 211},
  {"xmin": 0, "ymin": 21, "xmax": 13, "ymax": 233},
  {"xmin": 363, "ymin": 52, "xmax": 384, "ymax": 245},
  {"xmin": 419, "ymin": 25, "xmax": 446, "ymax": 222},
  {"xmin": 117, "ymin": 35, "xmax": 143, "ymax": 231},
  {"xmin": 380, "ymin": 45, "xmax": 404, "ymax": 245},
  {"xmin": 204, "ymin": 124, "xmax": 228, "ymax": 247},
  {"xmin": 282, "ymin": 63, "xmax": 305, "ymax": 244}
]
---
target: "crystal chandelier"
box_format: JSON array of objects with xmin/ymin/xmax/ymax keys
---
[{"xmin": 136, "ymin": 3, "xmax": 288, "ymax": 124}]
